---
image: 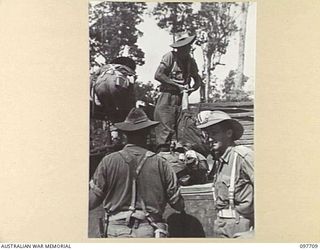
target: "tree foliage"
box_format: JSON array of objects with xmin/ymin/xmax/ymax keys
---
[
  {"xmin": 222, "ymin": 70, "xmax": 251, "ymax": 102},
  {"xmin": 196, "ymin": 3, "xmax": 238, "ymax": 59},
  {"xmin": 134, "ymin": 81, "xmax": 159, "ymax": 105},
  {"xmin": 89, "ymin": 2, "xmax": 147, "ymax": 68},
  {"xmin": 196, "ymin": 3, "xmax": 238, "ymax": 102},
  {"xmin": 223, "ymin": 70, "xmax": 248, "ymax": 93},
  {"xmin": 153, "ymin": 2, "xmax": 197, "ymax": 39},
  {"xmin": 152, "ymin": 3, "xmax": 238, "ymax": 102}
]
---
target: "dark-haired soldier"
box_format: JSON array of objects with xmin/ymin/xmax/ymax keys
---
[{"xmin": 89, "ymin": 108, "xmax": 184, "ymax": 238}]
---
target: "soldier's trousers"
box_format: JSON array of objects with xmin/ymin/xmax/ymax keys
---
[
  {"xmin": 154, "ymin": 92, "xmax": 182, "ymax": 147},
  {"xmin": 107, "ymin": 220, "xmax": 154, "ymax": 238},
  {"xmin": 214, "ymin": 217, "xmax": 252, "ymax": 238}
]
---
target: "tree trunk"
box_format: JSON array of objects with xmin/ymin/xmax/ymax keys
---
[
  {"xmin": 235, "ymin": 2, "xmax": 249, "ymax": 90},
  {"xmin": 205, "ymin": 55, "xmax": 211, "ymax": 102},
  {"xmin": 201, "ymin": 43, "xmax": 211, "ymax": 103}
]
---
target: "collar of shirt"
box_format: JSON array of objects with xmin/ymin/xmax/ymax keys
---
[
  {"xmin": 219, "ymin": 145, "xmax": 234, "ymax": 164},
  {"xmin": 123, "ymin": 144, "xmax": 148, "ymax": 156}
]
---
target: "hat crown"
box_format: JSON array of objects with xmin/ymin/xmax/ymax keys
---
[
  {"xmin": 197, "ymin": 110, "xmax": 231, "ymax": 126},
  {"xmin": 196, "ymin": 110, "xmax": 244, "ymax": 140},
  {"xmin": 124, "ymin": 108, "xmax": 149, "ymax": 124},
  {"xmin": 114, "ymin": 107, "xmax": 159, "ymax": 131},
  {"xmin": 170, "ymin": 35, "xmax": 196, "ymax": 48}
]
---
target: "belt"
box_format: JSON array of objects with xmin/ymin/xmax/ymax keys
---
[
  {"xmin": 217, "ymin": 209, "xmax": 243, "ymax": 219},
  {"xmin": 108, "ymin": 210, "xmax": 162, "ymax": 222},
  {"xmin": 159, "ymin": 85, "xmax": 182, "ymax": 95},
  {"xmin": 109, "ymin": 210, "xmax": 145, "ymax": 221}
]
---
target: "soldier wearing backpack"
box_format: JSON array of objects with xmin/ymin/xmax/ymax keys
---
[
  {"xmin": 89, "ymin": 108, "xmax": 185, "ymax": 238},
  {"xmin": 197, "ymin": 110, "xmax": 254, "ymax": 238},
  {"xmin": 90, "ymin": 57, "xmax": 137, "ymax": 122}
]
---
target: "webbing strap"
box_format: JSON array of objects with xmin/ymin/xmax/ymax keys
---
[
  {"xmin": 140, "ymin": 197, "xmax": 160, "ymax": 230},
  {"xmin": 135, "ymin": 152, "xmax": 150, "ymax": 176},
  {"xmin": 130, "ymin": 152, "xmax": 149, "ymax": 210},
  {"xmin": 118, "ymin": 150, "xmax": 153, "ymax": 225},
  {"xmin": 228, "ymin": 151, "xmax": 239, "ymax": 210},
  {"xmin": 135, "ymin": 153, "xmax": 164, "ymax": 233}
]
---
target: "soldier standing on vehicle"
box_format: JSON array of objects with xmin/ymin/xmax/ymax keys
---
[
  {"xmin": 154, "ymin": 35, "xmax": 203, "ymax": 152},
  {"xmin": 89, "ymin": 108, "xmax": 185, "ymax": 238},
  {"xmin": 197, "ymin": 110, "xmax": 254, "ymax": 238}
]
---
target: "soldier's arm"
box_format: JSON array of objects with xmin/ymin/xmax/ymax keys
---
[
  {"xmin": 88, "ymin": 158, "xmax": 108, "ymax": 210},
  {"xmin": 161, "ymin": 160, "xmax": 185, "ymax": 212},
  {"xmin": 154, "ymin": 64, "xmax": 187, "ymax": 92},
  {"xmin": 241, "ymin": 151, "xmax": 254, "ymax": 184},
  {"xmin": 89, "ymin": 188, "xmax": 103, "ymax": 210}
]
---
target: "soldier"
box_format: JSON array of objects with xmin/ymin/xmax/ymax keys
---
[
  {"xmin": 197, "ymin": 110, "xmax": 254, "ymax": 238},
  {"xmin": 89, "ymin": 108, "xmax": 185, "ymax": 238},
  {"xmin": 154, "ymin": 35, "xmax": 203, "ymax": 152},
  {"xmin": 90, "ymin": 56, "xmax": 137, "ymax": 123}
]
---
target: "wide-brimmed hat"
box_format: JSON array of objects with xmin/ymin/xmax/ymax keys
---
[
  {"xmin": 170, "ymin": 35, "xmax": 196, "ymax": 48},
  {"xmin": 114, "ymin": 108, "xmax": 159, "ymax": 131},
  {"xmin": 196, "ymin": 110, "xmax": 244, "ymax": 140}
]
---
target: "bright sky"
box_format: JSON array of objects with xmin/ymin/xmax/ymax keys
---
[{"xmin": 136, "ymin": 2, "xmax": 256, "ymax": 103}]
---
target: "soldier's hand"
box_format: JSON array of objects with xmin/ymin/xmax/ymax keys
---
[
  {"xmin": 173, "ymin": 79, "xmax": 185, "ymax": 85},
  {"xmin": 185, "ymin": 150, "xmax": 199, "ymax": 169},
  {"xmin": 177, "ymin": 84, "xmax": 188, "ymax": 92},
  {"xmin": 187, "ymin": 88, "xmax": 195, "ymax": 94}
]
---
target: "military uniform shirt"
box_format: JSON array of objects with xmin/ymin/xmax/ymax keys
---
[
  {"xmin": 90, "ymin": 144, "xmax": 182, "ymax": 217},
  {"xmin": 214, "ymin": 145, "xmax": 254, "ymax": 218},
  {"xmin": 160, "ymin": 51, "xmax": 199, "ymax": 90}
]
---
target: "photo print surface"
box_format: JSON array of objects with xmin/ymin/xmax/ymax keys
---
[{"xmin": 88, "ymin": 1, "xmax": 256, "ymax": 238}]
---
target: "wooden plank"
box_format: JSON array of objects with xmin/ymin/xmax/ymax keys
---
[
  {"xmin": 240, "ymin": 123, "xmax": 254, "ymax": 128},
  {"xmin": 239, "ymin": 120, "xmax": 254, "ymax": 125},
  {"xmin": 243, "ymin": 128, "xmax": 254, "ymax": 131},
  {"xmin": 191, "ymin": 101, "xmax": 254, "ymax": 108},
  {"xmin": 240, "ymin": 134, "xmax": 254, "ymax": 140},
  {"xmin": 229, "ymin": 112, "xmax": 254, "ymax": 118},
  {"xmin": 236, "ymin": 139, "xmax": 254, "ymax": 145},
  {"xmin": 243, "ymin": 130, "xmax": 254, "ymax": 135}
]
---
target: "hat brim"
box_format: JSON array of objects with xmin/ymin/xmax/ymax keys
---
[
  {"xmin": 170, "ymin": 35, "xmax": 196, "ymax": 48},
  {"xmin": 229, "ymin": 120, "xmax": 244, "ymax": 140},
  {"xmin": 114, "ymin": 120, "xmax": 159, "ymax": 131},
  {"xmin": 198, "ymin": 118, "xmax": 244, "ymax": 140}
]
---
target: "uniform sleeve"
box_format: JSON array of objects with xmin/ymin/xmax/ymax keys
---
[
  {"xmin": 161, "ymin": 158, "xmax": 183, "ymax": 206},
  {"xmin": 241, "ymin": 151, "xmax": 254, "ymax": 184},
  {"xmin": 90, "ymin": 157, "xmax": 108, "ymax": 199},
  {"xmin": 159, "ymin": 52, "xmax": 174, "ymax": 74}
]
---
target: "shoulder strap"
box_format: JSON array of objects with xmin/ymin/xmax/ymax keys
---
[
  {"xmin": 118, "ymin": 150, "xmax": 154, "ymax": 224},
  {"xmin": 228, "ymin": 151, "xmax": 239, "ymax": 210},
  {"xmin": 234, "ymin": 145, "xmax": 252, "ymax": 158},
  {"xmin": 135, "ymin": 151, "xmax": 154, "ymax": 176},
  {"xmin": 168, "ymin": 51, "xmax": 177, "ymax": 75}
]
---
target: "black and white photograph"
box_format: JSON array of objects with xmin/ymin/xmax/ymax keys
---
[{"xmin": 88, "ymin": 1, "xmax": 256, "ymax": 238}]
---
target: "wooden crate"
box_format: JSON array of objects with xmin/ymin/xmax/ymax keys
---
[{"xmin": 163, "ymin": 183, "xmax": 216, "ymax": 237}]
